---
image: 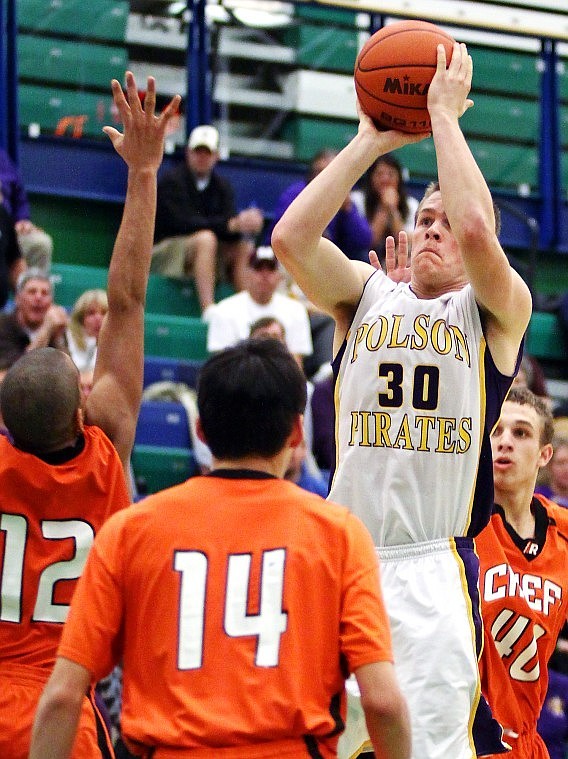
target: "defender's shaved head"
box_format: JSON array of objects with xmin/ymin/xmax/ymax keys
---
[{"xmin": 0, "ymin": 348, "xmax": 81, "ymax": 452}]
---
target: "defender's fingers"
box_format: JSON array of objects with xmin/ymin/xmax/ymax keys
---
[
  {"xmin": 162, "ymin": 94, "xmax": 182, "ymax": 120},
  {"xmin": 143, "ymin": 76, "xmax": 157, "ymax": 115}
]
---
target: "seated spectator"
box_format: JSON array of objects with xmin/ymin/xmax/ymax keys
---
[
  {"xmin": 0, "ymin": 147, "xmax": 53, "ymax": 270},
  {"xmin": 0, "ymin": 268, "xmax": 68, "ymax": 374},
  {"xmin": 151, "ymin": 125, "xmax": 263, "ymax": 316},
  {"xmin": 266, "ymin": 148, "xmax": 371, "ymax": 262},
  {"xmin": 536, "ymin": 435, "xmax": 568, "ymax": 508},
  {"xmin": 277, "ymin": 267, "xmax": 335, "ymax": 381},
  {"xmin": 284, "ymin": 438, "xmax": 328, "ymax": 497},
  {"xmin": 66, "ymin": 288, "xmax": 108, "ymax": 372},
  {"xmin": 311, "ymin": 373, "xmax": 334, "ymax": 474},
  {"xmin": 537, "ymin": 668, "xmax": 568, "ymax": 759},
  {"xmin": 511, "ymin": 352, "xmax": 549, "ymax": 400},
  {"xmin": 0, "ymin": 203, "xmax": 25, "ymax": 310},
  {"xmin": 352, "ymin": 153, "xmax": 419, "ymax": 264},
  {"xmin": 207, "ymin": 246, "xmax": 312, "ymax": 369}
]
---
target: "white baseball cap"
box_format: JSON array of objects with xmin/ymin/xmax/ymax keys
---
[{"xmin": 187, "ymin": 125, "xmax": 219, "ymax": 152}]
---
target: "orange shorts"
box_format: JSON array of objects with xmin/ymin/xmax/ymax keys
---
[{"xmin": 0, "ymin": 670, "xmax": 114, "ymax": 759}]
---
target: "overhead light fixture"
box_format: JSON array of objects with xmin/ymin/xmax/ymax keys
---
[
  {"xmin": 222, "ymin": 0, "xmax": 293, "ymax": 28},
  {"xmin": 167, "ymin": 1, "xmax": 187, "ymax": 14},
  {"xmin": 321, "ymin": 0, "xmax": 568, "ymax": 41}
]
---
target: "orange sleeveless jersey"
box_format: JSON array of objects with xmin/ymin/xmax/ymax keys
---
[
  {"xmin": 477, "ymin": 495, "xmax": 568, "ymax": 758},
  {"xmin": 0, "ymin": 424, "xmax": 129, "ymax": 671},
  {"xmin": 59, "ymin": 472, "xmax": 392, "ymax": 758}
]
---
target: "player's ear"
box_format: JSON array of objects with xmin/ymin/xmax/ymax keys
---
[
  {"xmin": 538, "ymin": 442, "xmax": 553, "ymax": 469},
  {"xmin": 75, "ymin": 407, "xmax": 84, "ymax": 435},
  {"xmin": 195, "ymin": 417, "xmax": 207, "ymax": 445},
  {"xmin": 288, "ymin": 414, "xmax": 304, "ymax": 450}
]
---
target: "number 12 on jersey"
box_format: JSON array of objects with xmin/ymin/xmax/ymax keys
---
[{"xmin": 174, "ymin": 548, "xmax": 288, "ymax": 670}]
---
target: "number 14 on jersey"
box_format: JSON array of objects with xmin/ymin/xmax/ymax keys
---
[{"xmin": 174, "ymin": 548, "xmax": 288, "ymax": 670}]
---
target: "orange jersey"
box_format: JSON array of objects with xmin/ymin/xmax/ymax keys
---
[
  {"xmin": 59, "ymin": 471, "xmax": 392, "ymax": 758},
  {"xmin": 477, "ymin": 495, "xmax": 568, "ymax": 758},
  {"xmin": 0, "ymin": 425, "xmax": 130, "ymax": 672}
]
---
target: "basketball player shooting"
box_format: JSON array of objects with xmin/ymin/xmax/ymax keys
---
[{"xmin": 272, "ymin": 39, "xmax": 532, "ymax": 759}]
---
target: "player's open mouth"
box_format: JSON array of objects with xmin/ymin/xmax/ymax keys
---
[{"xmin": 494, "ymin": 457, "xmax": 512, "ymax": 467}]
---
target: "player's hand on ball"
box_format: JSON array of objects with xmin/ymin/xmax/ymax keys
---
[{"xmin": 428, "ymin": 43, "xmax": 474, "ymax": 121}]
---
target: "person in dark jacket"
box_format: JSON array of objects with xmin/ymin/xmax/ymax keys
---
[{"xmin": 151, "ymin": 125, "xmax": 263, "ymax": 316}]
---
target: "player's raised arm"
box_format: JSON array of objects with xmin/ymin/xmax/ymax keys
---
[
  {"xmin": 428, "ymin": 43, "xmax": 531, "ymax": 373},
  {"xmin": 85, "ymin": 72, "xmax": 181, "ymax": 470},
  {"xmin": 271, "ymin": 109, "xmax": 422, "ymax": 337}
]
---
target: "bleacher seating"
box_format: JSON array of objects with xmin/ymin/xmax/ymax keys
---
[
  {"xmin": 135, "ymin": 400, "xmax": 191, "ymax": 449},
  {"xmin": 51, "ymin": 262, "xmax": 234, "ymax": 315},
  {"xmin": 143, "ymin": 356, "xmax": 203, "ymax": 388},
  {"xmin": 526, "ymin": 311, "xmax": 566, "ymax": 362},
  {"xmin": 132, "ymin": 444, "xmax": 197, "ymax": 495},
  {"xmin": 144, "ymin": 313, "xmax": 208, "ymax": 361}
]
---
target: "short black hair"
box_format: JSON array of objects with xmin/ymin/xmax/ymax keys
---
[{"xmin": 197, "ymin": 339, "xmax": 307, "ymax": 460}]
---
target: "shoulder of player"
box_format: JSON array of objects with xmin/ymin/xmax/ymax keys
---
[{"xmin": 535, "ymin": 493, "xmax": 568, "ymax": 534}]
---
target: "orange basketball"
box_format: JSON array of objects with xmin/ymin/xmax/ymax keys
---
[{"xmin": 354, "ymin": 20, "xmax": 455, "ymax": 133}]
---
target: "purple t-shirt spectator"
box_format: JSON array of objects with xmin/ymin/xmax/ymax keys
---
[
  {"xmin": 266, "ymin": 181, "xmax": 372, "ymax": 262},
  {"xmin": 0, "ymin": 149, "xmax": 31, "ymax": 223},
  {"xmin": 535, "ymin": 484, "xmax": 568, "ymax": 509},
  {"xmin": 538, "ymin": 668, "xmax": 568, "ymax": 759}
]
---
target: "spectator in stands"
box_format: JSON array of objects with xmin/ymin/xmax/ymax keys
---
[
  {"xmin": 207, "ymin": 245, "xmax": 312, "ymax": 369},
  {"xmin": 310, "ymin": 372, "xmax": 334, "ymax": 475},
  {"xmin": 0, "ymin": 268, "xmax": 68, "ymax": 376},
  {"xmin": 352, "ymin": 154, "xmax": 419, "ymax": 265},
  {"xmin": 66, "ymin": 288, "xmax": 108, "ymax": 373},
  {"xmin": 512, "ymin": 352, "xmax": 549, "ymax": 400},
  {"xmin": 284, "ymin": 437, "xmax": 328, "ymax": 497},
  {"xmin": 536, "ymin": 436, "xmax": 568, "ymax": 508},
  {"xmin": 266, "ymin": 148, "xmax": 371, "ymax": 262},
  {"xmin": 151, "ymin": 124, "xmax": 263, "ymax": 316},
  {"xmin": 538, "ymin": 668, "xmax": 568, "ymax": 759},
  {"xmin": 0, "ymin": 203, "xmax": 25, "ymax": 310},
  {"xmin": 0, "ymin": 147, "xmax": 53, "ymax": 270},
  {"xmin": 267, "ymin": 150, "xmax": 366, "ymax": 378}
]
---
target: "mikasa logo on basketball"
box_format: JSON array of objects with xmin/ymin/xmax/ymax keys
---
[{"xmin": 383, "ymin": 76, "xmax": 430, "ymax": 97}]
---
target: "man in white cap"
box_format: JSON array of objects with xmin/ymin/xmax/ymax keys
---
[
  {"xmin": 206, "ymin": 245, "xmax": 312, "ymax": 370},
  {"xmin": 151, "ymin": 124, "xmax": 263, "ymax": 316}
]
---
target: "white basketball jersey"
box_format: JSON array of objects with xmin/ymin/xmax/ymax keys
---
[{"xmin": 328, "ymin": 271, "xmax": 514, "ymax": 546}]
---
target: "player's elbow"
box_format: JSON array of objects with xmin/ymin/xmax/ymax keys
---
[
  {"xmin": 361, "ymin": 685, "xmax": 409, "ymax": 727},
  {"xmin": 271, "ymin": 216, "xmax": 301, "ymax": 266},
  {"xmin": 459, "ymin": 209, "xmax": 496, "ymax": 251},
  {"xmin": 34, "ymin": 676, "xmax": 84, "ymax": 729}
]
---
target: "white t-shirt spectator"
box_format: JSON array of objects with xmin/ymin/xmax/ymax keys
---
[{"xmin": 207, "ymin": 291, "xmax": 313, "ymax": 357}]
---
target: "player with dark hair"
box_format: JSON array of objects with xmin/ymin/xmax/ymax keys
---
[
  {"xmin": 272, "ymin": 41, "xmax": 531, "ymax": 758},
  {"xmin": 477, "ymin": 387, "xmax": 568, "ymax": 758},
  {"xmin": 30, "ymin": 338, "xmax": 411, "ymax": 759},
  {"xmin": 0, "ymin": 72, "xmax": 180, "ymax": 759}
]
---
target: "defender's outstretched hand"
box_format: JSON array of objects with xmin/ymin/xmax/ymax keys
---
[
  {"xmin": 369, "ymin": 231, "xmax": 411, "ymax": 284},
  {"xmin": 103, "ymin": 71, "xmax": 181, "ymax": 171}
]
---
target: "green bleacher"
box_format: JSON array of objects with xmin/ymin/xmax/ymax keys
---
[
  {"xmin": 132, "ymin": 445, "xmax": 198, "ymax": 495},
  {"xmin": 526, "ymin": 311, "xmax": 566, "ymax": 362},
  {"xmin": 51, "ymin": 262, "xmax": 233, "ymax": 319},
  {"xmin": 17, "ymin": 0, "xmax": 129, "ymax": 41},
  {"xmin": 18, "ymin": 36, "xmax": 128, "ymax": 90},
  {"xmin": 144, "ymin": 313, "xmax": 209, "ymax": 361}
]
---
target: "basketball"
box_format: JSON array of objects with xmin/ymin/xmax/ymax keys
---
[{"xmin": 354, "ymin": 20, "xmax": 455, "ymax": 133}]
